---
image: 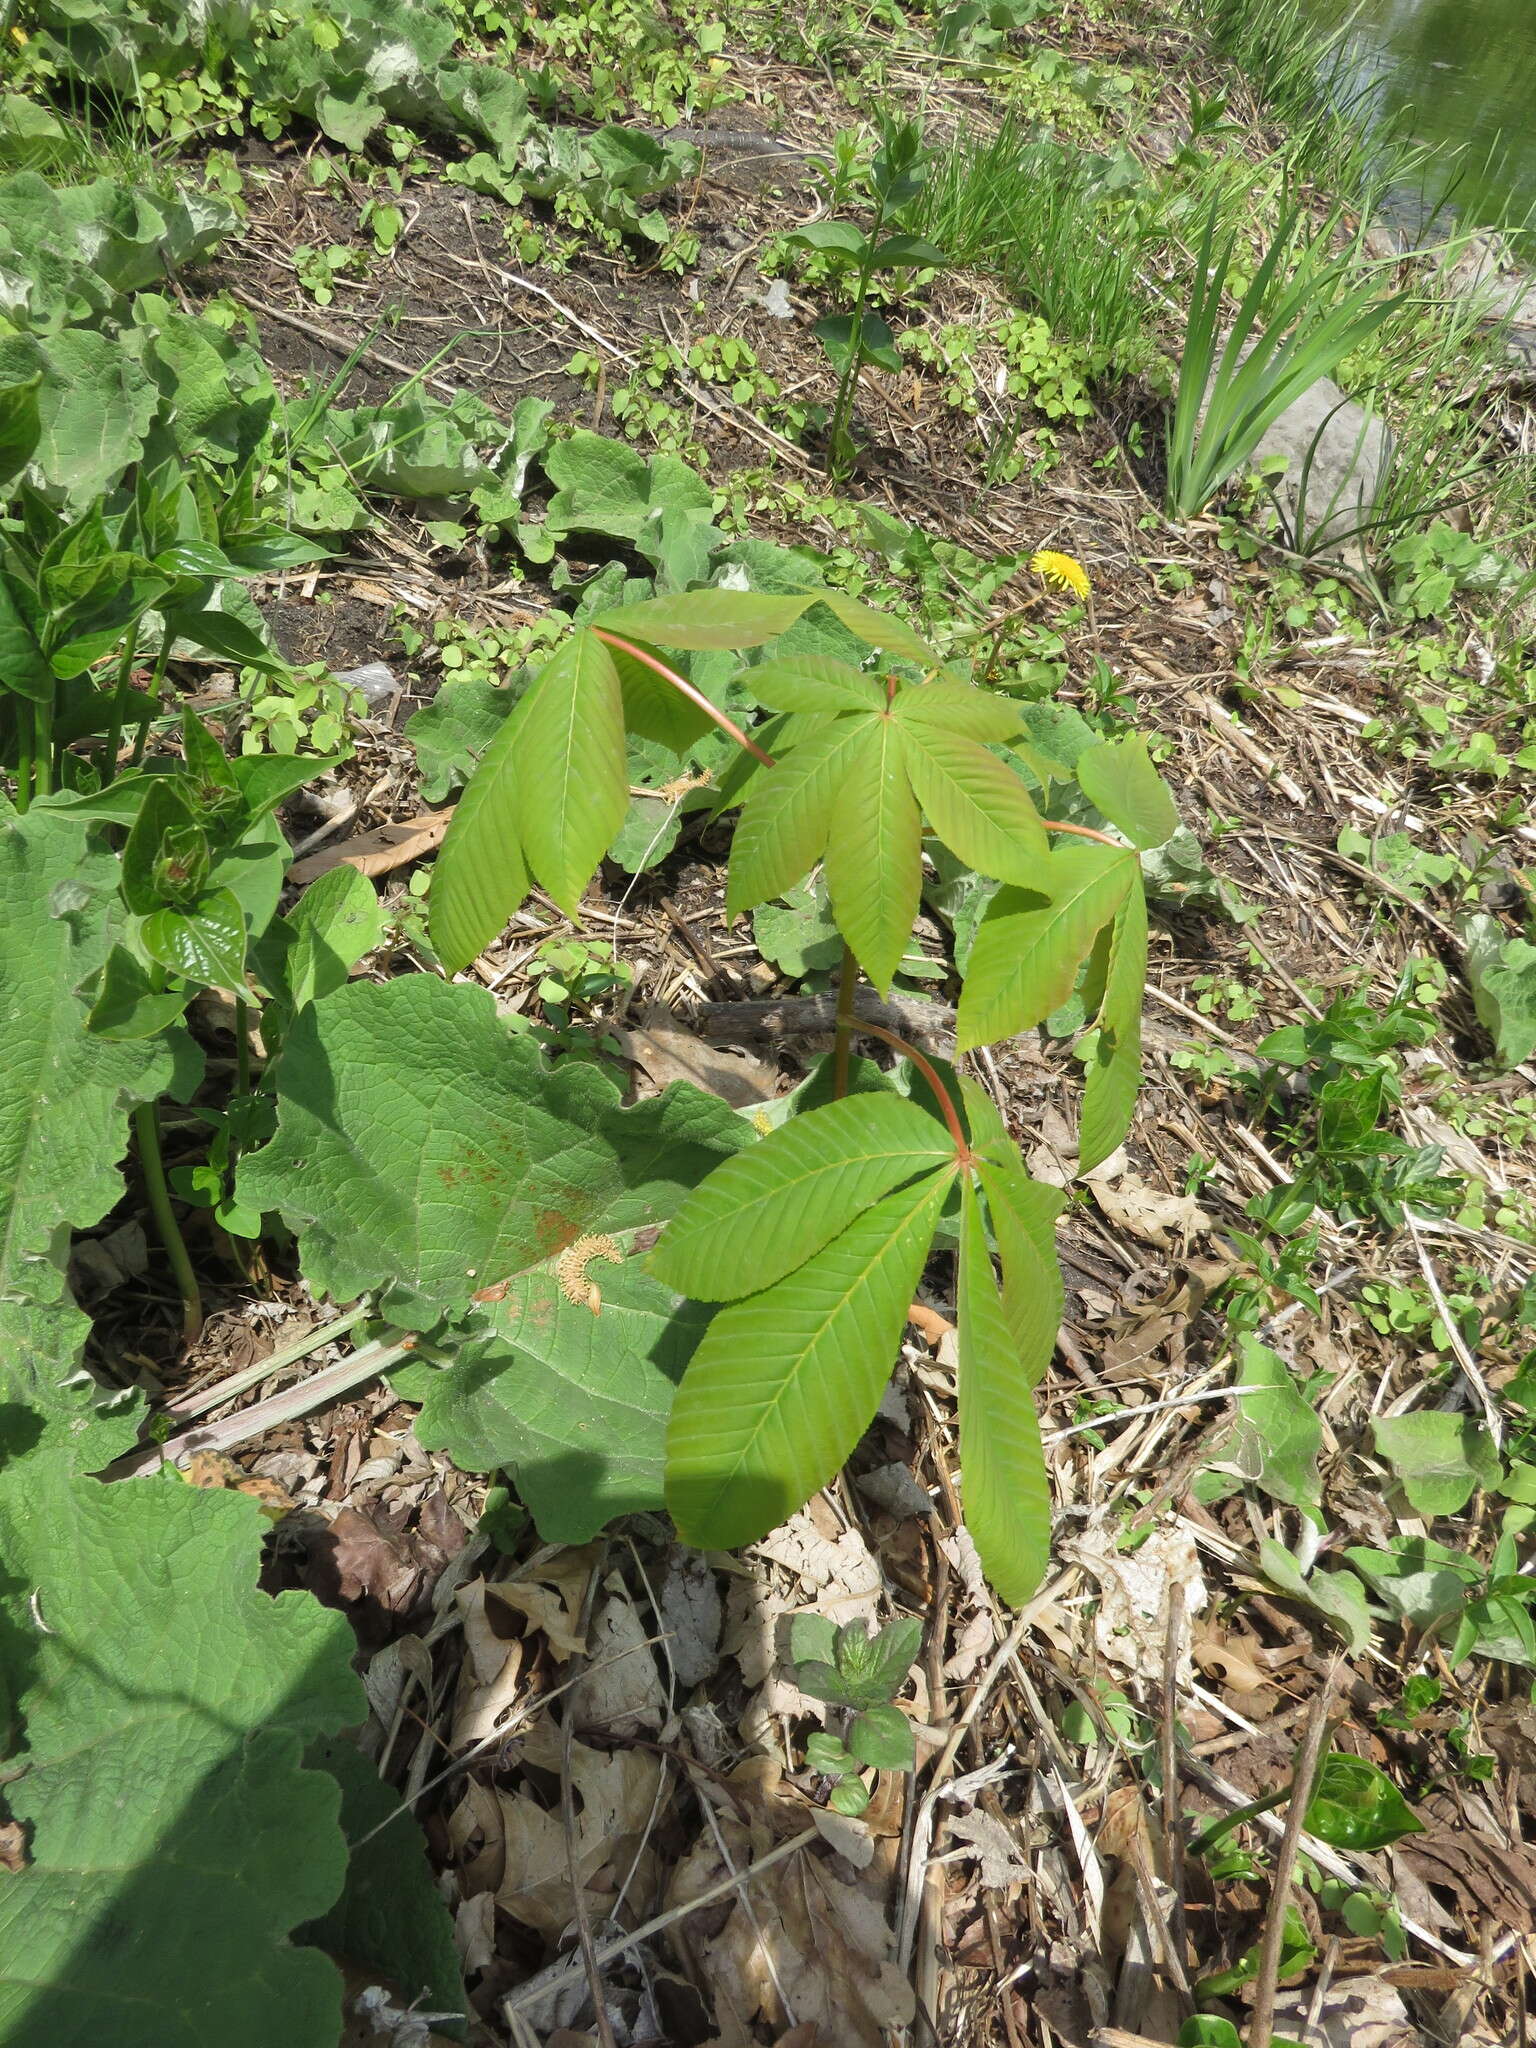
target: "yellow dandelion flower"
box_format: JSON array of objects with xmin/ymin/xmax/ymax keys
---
[{"xmin": 1030, "ymin": 549, "xmax": 1090, "ymax": 601}]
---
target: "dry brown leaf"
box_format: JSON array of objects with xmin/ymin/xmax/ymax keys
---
[
  {"xmin": 573, "ymin": 1577, "xmax": 665, "ymax": 1735},
  {"xmin": 658, "ymin": 1549, "xmax": 723, "ymax": 1688},
  {"xmin": 447, "ymin": 1776, "xmax": 506, "ymax": 1897},
  {"xmin": 453, "ymin": 1889, "xmax": 496, "ymax": 1975},
  {"xmin": 450, "ymin": 1580, "xmax": 525, "ymax": 1750},
  {"xmin": 613, "ymin": 1003, "xmax": 780, "ymax": 1107},
  {"xmin": 1267, "ymin": 1974, "xmax": 1425, "ymax": 2048},
  {"xmin": 1088, "ymin": 1175, "xmax": 1213, "ymax": 1251},
  {"xmin": 287, "ymin": 809, "xmax": 453, "ymax": 885},
  {"xmin": 1394, "ymin": 1827, "xmax": 1536, "ymax": 1935},
  {"xmin": 1066, "ymin": 1521, "xmax": 1207, "ymax": 1684},
  {"xmin": 495, "ymin": 1732, "xmax": 664, "ymax": 1938},
  {"xmin": 493, "ymin": 1545, "xmax": 600, "ymax": 1659}
]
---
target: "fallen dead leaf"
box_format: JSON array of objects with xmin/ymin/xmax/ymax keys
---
[
  {"xmin": 450, "ymin": 1580, "xmax": 526, "ymax": 1750},
  {"xmin": 658, "ymin": 1548, "xmax": 723, "ymax": 1687},
  {"xmin": 613, "ymin": 1002, "xmax": 780, "ymax": 1107},
  {"xmin": 947, "ymin": 1808, "xmax": 1030, "ymax": 1890},
  {"xmin": 287, "ymin": 809, "xmax": 453, "ymax": 886},
  {"xmin": 573, "ymin": 1575, "xmax": 665, "ymax": 1735},
  {"xmin": 1066, "ymin": 1520, "xmax": 1207, "ymax": 1685},
  {"xmin": 1087, "ymin": 1174, "xmax": 1213, "ymax": 1251},
  {"xmin": 1267, "ymin": 1973, "xmax": 1425, "ymax": 2048},
  {"xmin": 493, "ymin": 1545, "xmax": 600, "ymax": 1660},
  {"xmin": 271, "ymin": 1493, "xmax": 467, "ymax": 1651},
  {"xmin": 495, "ymin": 1726, "xmax": 664, "ymax": 1939}
]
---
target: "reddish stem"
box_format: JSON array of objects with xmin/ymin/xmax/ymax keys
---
[
  {"xmin": 591, "ymin": 628, "xmax": 776, "ymax": 768},
  {"xmin": 1041, "ymin": 818, "xmax": 1121, "ymax": 848},
  {"xmin": 849, "ymin": 1016, "xmax": 973, "ymax": 1165}
]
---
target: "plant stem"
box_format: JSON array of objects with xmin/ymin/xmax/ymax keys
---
[
  {"xmin": 590, "ymin": 629, "xmax": 777, "ymax": 767},
  {"xmin": 827, "ymin": 190, "xmax": 889, "ymax": 481},
  {"xmin": 129, "ymin": 637, "xmax": 174, "ymax": 768},
  {"xmin": 1041, "ymin": 818, "xmax": 1122, "ymax": 849},
  {"xmin": 845, "ymin": 1014, "xmax": 972, "ymax": 1162},
  {"xmin": 1188, "ymin": 1784, "xmax": 1293, "ymax": 1862},
  {"xmin": 831, "ymin": 943, "xmax": 859, "ymax": 1100},
  {"xmin": 32, "ymin": 695, "xmax": 53, "ymax": 799},
  {"xmin": 14, "ymin": 710, "xmax": 33, "ymax": 814},
  {"xmin": 234, "ymin": 998, "xmax": 251, "ymax": 1096},
  {"xmin": 103, "ymin": 637, "xmax": 139, "ymax": 785},
  {"xmin": 134, "ymin": 1100, "xmax": 203, "ymax": 1346}
]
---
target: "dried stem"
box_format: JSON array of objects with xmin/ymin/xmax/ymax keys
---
[{"xmin": 1247, "ymin": 1662, "xmax": 1339, "ymax": 2048}]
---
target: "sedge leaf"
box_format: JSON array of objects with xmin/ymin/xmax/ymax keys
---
[
  {"xmin": 513, "ymin": 626, "xmax": 627, "ymax": 917},
  {"xmin": 1074, "ymin": 732, "xmax": 1180, "ymax": 850},
  {"xmin": 428, "ymin": 684, "xmax": 534, "ymax": 973},
  {"xmin": 650, "ymin": 1092, "xmax": 955, "ymax": 1301},
  {"xmin": 824, "ymin": 714, "xmax": 922, "ymax": 991},
  {"xmin": 897, "ymin": 718, "xmax": 1048, "ymax": 882},
  {"xmin": 957, "ymin": 1177, "xmax": 1052, "ymax": 1602},
  {"xmin": 725, "ymin": 713, "xmax": 871, "ymax": 916},
  {"xmin": 1076, "ymin": 868, "xmax": 1147, "ymax": 1171},
  {"xmin": 665, "ymin": 1169, "xmax": 951, "ymax": 1548},
  {"xmin": 958, "ymin": 841, "xmax": 1135, "ymax": 1049}
]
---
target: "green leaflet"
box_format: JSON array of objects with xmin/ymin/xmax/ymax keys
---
[
  {"xmin": 665, "ymin": 1169, "xmax": 952, "ymax": 1548},
  {"xmin": 957, "ymin": 1177, "xmax": 1052, "ymax": 1604},
  {"xmin": 1076, "ymin": 868, "xmax": 1147, "ymax": 1171},
  {"xmin": 236, "ymin": 974, "xmax": 747, "ymax": 1327},
  {"xmin": 743, "ymin": 654, "xmax": 885, "ymax": 715},
  {"xmin": 512, "ymin": 626, "xmax": 627, "ymax": 918},
  {"xmin": 896, "ymin": 716, "xmax": 1048, "ymax": 883},
  {"xmin": 650, "ymin": 1092, "xmax": 955, "ymax": 1301},
  {"xmin": 975, "ymin": 1158, "xmax": 1064, "ymax": 1389},
  {"xmin": 725, "ymin": 714, "xmax": 868, "ymax": 916},
  {"xmin": 893, "ymin": 678, "xmax": 1023, "ymax": 743},
  {"xmin": 1074, "ymin": 732, "xmax": 1180, "ymax": 850},
  {"xmin": 1229, "ymin": 1335, "xmax": 1323, "ymax": 1521},
  {"xmin": 957, "ymin": 840, "xmax": 1136, "ymax": 1049},
  {"xmin": 589, "ymin": 585, "xmax": 935, "ymax": 662},
  {"xmin": 606, "ymin": 635, "xmax": 716, "ymax": 753},
  {"xmin": 824, "ymin": 715, "xmax": 922, "ymax": 991},
  {"xmin": 428, "ymin": 682, "xmax": 534, "ymax": 973}
]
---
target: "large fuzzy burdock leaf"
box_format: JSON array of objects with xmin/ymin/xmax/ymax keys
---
[
  {"xmin": 0, "ymin": 1300, "xmax": 363, "ymax": 2047},
  {"xmin": 396, "ymin": 1262, "xmax": 713, "ymax": 1543},
  {"xmin": 651, "ymin": 1092, "xmax": 954, "ymax": 1302},
  {"xmin": 0, "ymin": 806, "xmax": 177, "ymax": 1304},
  {"xmin": 664, "ymin": 1169, "xmax": 952, "ymax": 1549},
  {"xmin": 236, "ymin": 974, "xmax": 746, "ymax": 1326}
]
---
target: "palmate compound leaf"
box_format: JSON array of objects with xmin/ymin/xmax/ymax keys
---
[
  {"xmin": 649, "ymin": 1092, "xmax": 955, "ymax": 1302},
  {"xmin": 511, "ymin": 625, "xmax": 628, "ymax": 918},
  {"xmin": 0, "ymin": 1297, "xmax": 365, "ymax": 2048},
  {"xmin": 724, "ymin": 712, "xmax": 871, "ymax": 916},
  {"xmin": 0, "ymin": 805, "xmax": 180, "ymax": 1304},
  {"xmin": 895, "ymin": 713, "xmax": 1049, "ymax": 884},
  {"xmin": 957, "ymin": 840, "xmax": 1137, "ymax": 1050},
  {"xmin": 235, "ymin": 973, "xmax": 748, "ymax": 1329},
  {"xmin": 393, "ymin": 1262, "xmax": 714, "ymax": 1543},
  {"xmin": 957, "ymin": 1176, "xmax": 1053, "ymax": 1605},
  {"xmin": 1075, "ymin": 867, "xmax": 1148, "ymax": 1172},
  {"xmin": 823, "ymin": 713, "xmax": 922, "ymax": 992},
  {"xmin": 663, "ymin": 1169, "xmax": 953, "ymax": 1549},
  {"xmin": 591, "ymin": 585, "xmax": 937, "ymax": 664}
]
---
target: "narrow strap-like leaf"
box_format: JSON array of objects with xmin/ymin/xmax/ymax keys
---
[
  {"xmin": 898, "ymin": 720, "xmax": 1048, "ymax": 883},
  {"xmin": 650, "ymin": 1092, "xmax": 955, "ymax": 1301},
  {"xmin": 957, "ymin": 842, "xmax": 1135, "ymax": 1049},
  {"xmin": 1074, "ymin": 733, "xmax": 1179, "ymax": 850},
  {"xmin": 1076, "ymin": 868, "xmax": 1148, "ymax": 1172},
  {"xmin": 893, "ymin": 681, "xmax": 1022, "ymax": 743},
  {"xmin": 725, "ymin": 713, "xmax": 873, "ymax": 916},
  {"xmin": 513, "ymin": 628, "xmax": 627, "ymax": 918},
  {"xmin": 744, "ymin": 655, "xmax": 885, "ymax": 715},
  {"xmin": 957, "ymin": 1177, "xmax": 1052, "ymax": 1604},
  {"xmin": 823, "ymin": 715, "xmax": 922, "ymax": 992},
  {"xmin": 665, "ymin": 1170, "xmax": 952, "ymax": 1549},
  {"xmin": 977, "ymin": 1154, "xmax": 1064, "ymax": 1388},
  {"xmin": 429, "ymin": 688, "xmax": 534, "ymax": 973}
]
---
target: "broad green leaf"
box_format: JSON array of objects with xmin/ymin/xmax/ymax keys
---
[
  {"xmin": 591, "ymin": 587, "xmax": 814, "ymax": 650},
  {"xmin": 1344, "ymin": 1538, "xmax": 1480, "ymax": 1631},
  {"xmin": 513, "ymin": 627, "xmax": 626, "ymax": 917},
  {"xmin": 1304, "ymin": 1753, "xmax": 1423, "ymax": 1851},
  {"xmin": 428, "ymin": 684, "xmax": 535, "ymax": 972},
  {"xmin": 1372, "ymin": 1411, "xmax": 1502, "ymax": 1518},
  {"xmin": 894, "ymin": 680, "xmax": 1022, "ymax": 743},
  {"xmin": 824, "ymin": 715, "xmax": 922, "ymax": 991},
  {"xmin": 0, "ymin": 807, "xmax": 175, "ymax": 1304},
  {"xmin": 958, "ymin": 842, "xmax": 1136, "ymax": 1049},
  {"xmin": 957, "ymin": 1177, "xmax": 1051, "ymax": 1603},
  {"xmin": 1228, "ymin": 1336, "xmax": 1323, "ymax": 1520},
  {"xmin": 1074, "ymin": 733, "xmax": 1180, "ymax": 850},
  {"xmin": 607, "ymin": 635, "xmax": 714, "ymax": 753},
  {"xmin": 140, "ymin": 884, "xmax": 248, "ymax": 994},
  {"xmin": 789, "ymin": 1614, "xmax": 839, "ymax": 1668},
  {"xmin": 847, "ymin": 1704, "xmax": 916, "ymax": 1769},
  {"xmin": 397, "ymin": 1262, "xmax": 712, "ymax": 1542},
  {"xmin": 237, "ymin": 974, "xmax": 746, "ymax": 1327},
  {"xmin": 0, "ymin": 1452, "xmax": 361, "ymax": 2045},
  {"xmin": 651, "ymin": 1092, "xmax": 955, "ymax": 1301},
  {"xmin": 0, "ymin": 1291, "xmax": 141, "ymax": 1473},
  {"xmin": 283, "ymin": 863, "xmax": 384, "ymax": 1010},
  {"xmin": 813, "ymin": 591, "xmax": 936, "ymax": 665},
  {"xmin": 666, "ymin": 1169, "xmax": 951, "ymax": 1548},
  {"xmin": 1258, "ymin": 1540, "xmax": 1372, "ymax": 1653},
  {"xmin": 87, "ymin": 943, "xmax": 191, "ymax": 1039},
  {"xmin": 1076, "ymin": 869, "xmax": 1147, "ymax": 1171},
  {"xmin": 898, "ymin": 719, "xmax": 1048, "ymax": 883},
  {"xmin": 725, "ymin": 713, "xmax": 871, "ymax": 916},
  {"xmin": 0, "ymin": 572, "xmax": 53, "ymax": 702},
  {"xmin": 869, "ymin": 233, "xmax": 947, "ymax": 269},
  {"xmin": 744, "ymin": 655, "xmax": 885, "ymax": 715},
  {"xmin": 1461, "ymin": 912, "xmax": 1536, "ymax": 1069},
  {"xmin": 296, "ymin": 1736, "xmax": 465, "ymax": 2026},
  {"xmin": 406, "ymin": 675, "xmax": 515, "ymax": 803},
  {"xmin": 975, "ymin": 1153, "xmax": 1063, "ymax": 1388},
  {"xmin": 782, "ymin": 220, "xmax": 869, "ymax": 258},
  {"xmin": 0, "ymin": 372, "xmax": 41, "ymax": 486}
]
